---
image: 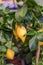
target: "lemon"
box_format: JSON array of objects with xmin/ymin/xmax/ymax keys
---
[
  {"xmin": 13, "ymin": 29, "xmax": 18, "ymax": 39},
  {"xmin": 13, "ymin": 23, "xmax": 27, "ymax": 43},
  {"xmin": 38, "ymin": 41, "xmax": 43, "ymax": 46},
  {"xmin": 6, "ymin": 49, "xmax": 15, "ymax": 59},
  {"xmin": 16, "ymin": 26, "xmax": 27, "ymax": 42},
  {"xmin": 13, "ymin": 23, "xmax": 19, "ymax": 39},
  {"xmin": 37, "ymin": 29, "xmax": 43, "ymax": 32},
  {"xmin": 15, "ymin": 23, "xmax": 19, "ymax": 29}
]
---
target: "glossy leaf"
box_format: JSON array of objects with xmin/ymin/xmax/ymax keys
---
[
  {"xmin": 35, "ymin": 0, "xmax": 43, "ymax": 6},
  {"xmin": 15, "ymin": 5, "xmax": 28, "ymax": 22},
  {"xmin": 27, "ymin": 29, "xmax": 36, "ymax": 36},
  {"xmin": 29, "ymin": 36, "xmax": 38, "ymax": 51},
  {"xmin": 1, "ymin": 46, "xmax": 6, "ymax": 52},
  {"xmin": 37, "ymin": 32, "xmax": 43, "ymax": 41},
  {"xmin": 5, "ymin": 41, "xmax": 12, "ymax": 49}
]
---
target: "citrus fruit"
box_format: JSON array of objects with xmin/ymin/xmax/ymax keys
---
[{"xmin": 6, "ymin": 49, "xmax": 15, "ymax": 59}]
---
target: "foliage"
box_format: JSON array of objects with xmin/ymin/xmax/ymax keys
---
[{"xmin": 0, "ymin": 0, "xmax": 43, "ymax": 65}]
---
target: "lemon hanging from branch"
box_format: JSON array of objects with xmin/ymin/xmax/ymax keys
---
[
  {"xmin": 5, "ymin": 49, "xmax": 15, "ymax": 60},
  {"xmin": 13, "ymin": 23, "xmax": 19, "ymax": 39},
  {"xmin": 16, "ymin": 26, "xmax": 27, "ymax": 43},
  {"xmin": 13, "ymin": 23, "xmax": 27, "ymax": 43}
]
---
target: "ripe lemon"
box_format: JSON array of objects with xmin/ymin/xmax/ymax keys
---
[
  {"xmin": 38, "ymin": 41, "xmax": 43, "ymax": 46},
  {"xmin": 13, "ymin": 23, "xmax": 19, "ymax": 39},
  {"xmin": 13, "ymin": 23, "xmax": 27, "ymax": 43},
  {"xmin": 13, "ymin": 29, "xmax": 18, "ymax": 39},
  {"xmin": 6, "ymin": 49, "xmax": 15, "ymax": 59},
  {"xmin": 16, "ymin": 26, "xmax": 27, "ymax": 43},
  {"xmin": 37, "ymin": 29, "xmax": 43, "ymax": 32}
]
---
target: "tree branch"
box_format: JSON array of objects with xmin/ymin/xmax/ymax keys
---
[{"xmin": 36, "ymin": 45, "xmax": 40, "ymax": 65}]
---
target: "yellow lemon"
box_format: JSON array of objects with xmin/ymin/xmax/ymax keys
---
[
  {"xmin": 20, "ymin": 36, "xmax": 26, "ymax": 43},
  {"xmin": 16, "ymin": 26, "xmax": 27, "ymax": 42},
  {"xmin": 38, "ymin": 41, "xmax": 43, "ymax": 46},
  {"xmin": 6, "ymin": 49, "xmax": 15, "ymax": 59},
  {"xmin": 37, "ymin": 29, "xmax": 43, "ymax": 32},
  {"xmin": 13, "ymin": 23, "xmax": 27, "ymax": 43},
  {"xmin": 13, "ymin": 23, "xmax": 19, "ymax": 39},
  {"xmin": 13, "ymin": 29, "xmax": 18, "ymax": 39},
  {"xmin": 15, "ymin": 23, "xmax": 19, "ymax": 29}
]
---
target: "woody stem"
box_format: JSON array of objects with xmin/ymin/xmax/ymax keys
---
[{"xmin": 36, "ymin": 45, "xmax": 40, "ymax": 65}]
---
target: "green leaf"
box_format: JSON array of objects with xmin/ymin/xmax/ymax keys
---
[
  {"xmin": 0, "ymin": 37, "xmax": 6, "ymax": 43},
  {"xmin": 3, "ymin": 31, "xmax": 12, "ymax": 41},
  {"xmin": 25, "ymin": 12, "xmax": 33, "ymax": 21},
  {"xmin": 5, "ymin": 41, "xmax": 12, "ymax": 48},
  {"xmin": 12, "ymin": 46, "xmax": 19, "ymax": 52},
  {"xmin": 0, "ymin": 31, "xmax": 6, "ymax": 43},
  {"xmin": 27, "ymin": 29, "xmax": 36, "ymax": 36},
  {"xmin": 5, "ymin": 7, "xmax": 9, "ymax": 13},
  {"xmin": 35, "ymin": 0, "xmax": 43, "ymax": 6},
  {"xmin": 29, "ymin": 36, "xmax": 38, "ymax": 51},
  {"xmin": 1, "ymin": 46, "xmax": 6, "ymax": 52},
  {"xmin": 0, "ymin": 17, "xmax": 3, "ymax": 28},
  {"xmin": 1, "ymin": 58, "xmax": 5, "ymax": 65},
  {"xmin": 37, "ymin": 32, "xmax": 43, "ymax": 41},
  {"xmin": 0, "ymin": 4, "xmax": 4, "ymax": 10},
  {"xmin": 15, "ymin": 5, "xmax": 28, "ymax": 22}
]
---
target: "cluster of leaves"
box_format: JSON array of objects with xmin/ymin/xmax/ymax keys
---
[{"xmin": 0, "ymin": 0, "xmax": 43, "ymax": 65}]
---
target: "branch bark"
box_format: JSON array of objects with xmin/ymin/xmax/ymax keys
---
[{"xmin": 36, "ymin": 45, "xmax": 40, "ymax": 65}]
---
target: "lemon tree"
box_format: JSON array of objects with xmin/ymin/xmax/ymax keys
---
[{"xmin": 0, "ymin": 0, "xmax": 43, "ymax": 65}]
